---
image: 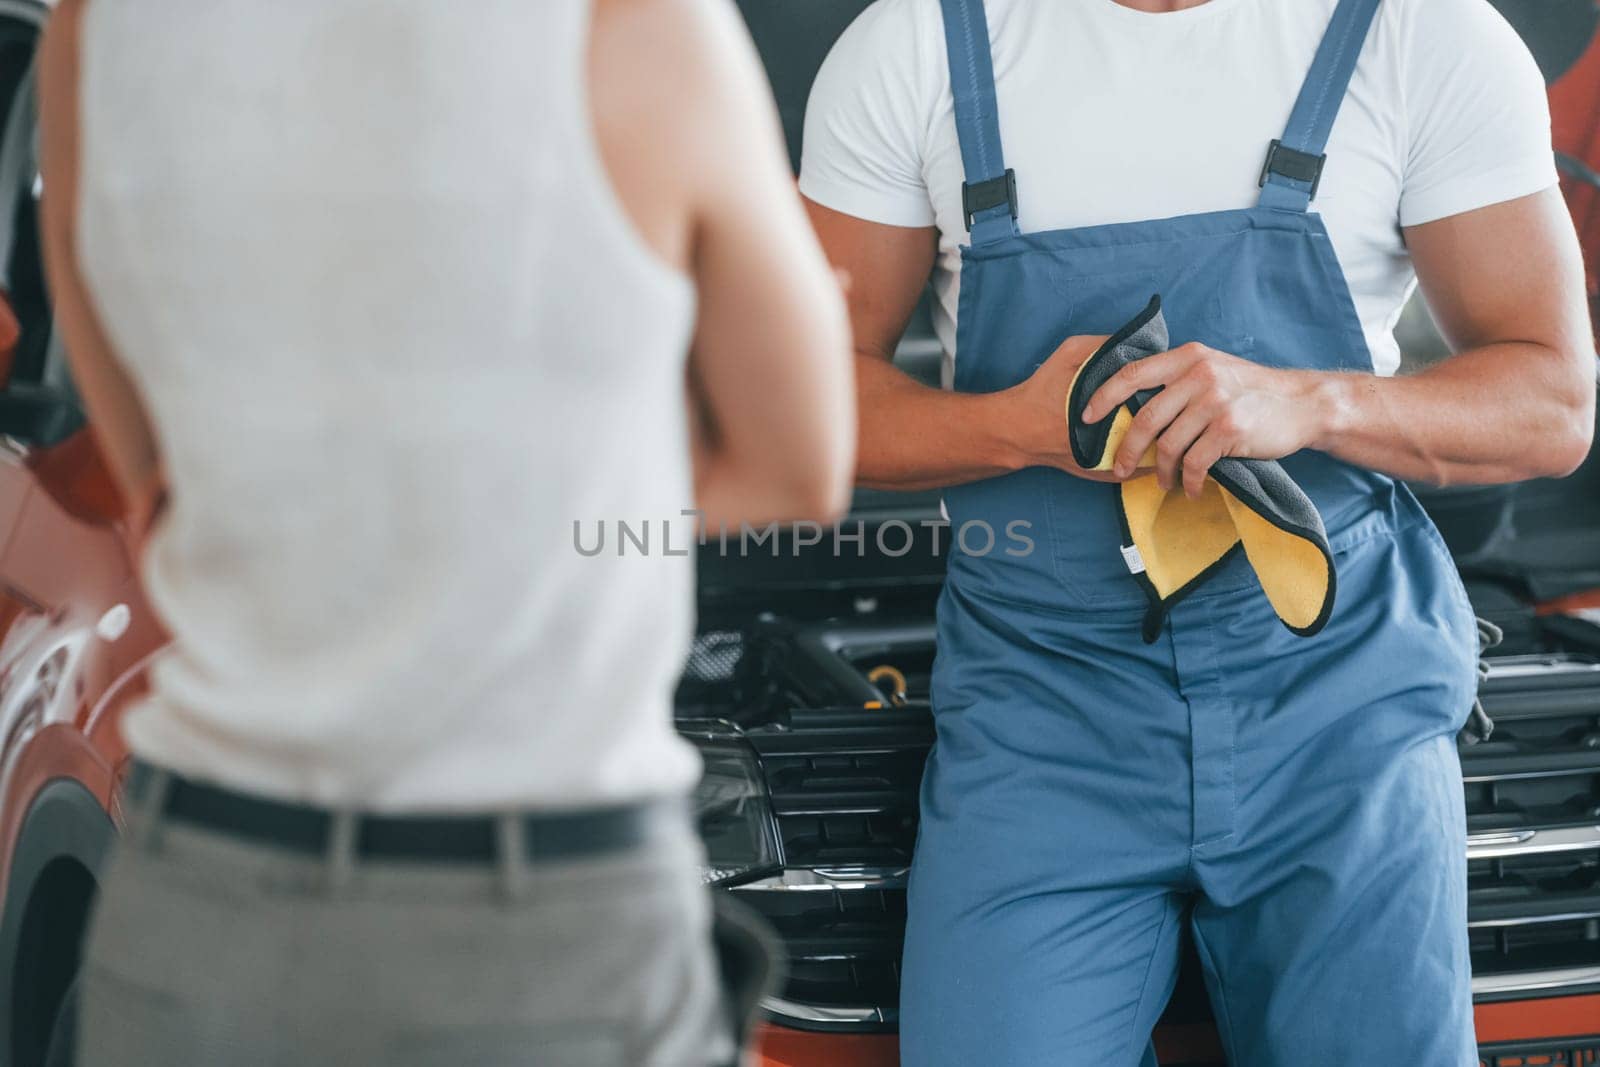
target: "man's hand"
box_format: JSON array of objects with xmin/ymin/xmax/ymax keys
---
[
  {"xmin": 1005, "ymin": 332, "xmax": 1122, "ymax": 483},
  {"xmin": 1081, "ymin": 342, "xmax": 1329, "ymax": 497}
]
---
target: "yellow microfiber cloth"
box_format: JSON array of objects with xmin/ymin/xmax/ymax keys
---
[{"xmin": 1064, "ymin": 295, "xmax": 1336, "ymax": 642}]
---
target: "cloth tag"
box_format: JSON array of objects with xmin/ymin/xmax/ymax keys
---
[{"xmin": 1120, "ymin": 543, "xmax": 1146, "ymax": 574}]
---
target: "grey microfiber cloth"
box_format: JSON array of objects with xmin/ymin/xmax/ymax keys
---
[{"xmin": 1065, "ymin": 295, "xmax": 1337, "ymax": 642}]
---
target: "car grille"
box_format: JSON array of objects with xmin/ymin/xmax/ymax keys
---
[
  {"xmin": 1478, "ymin": 1037, "xmax": 1600, "ymax": 1066},
  {"xmin": 698, "ymin": 624, "xmax": 1600, "ymax": 1030},
  {"xmin": 733, "ymin": 707, "xmax": 927, "ymax": 1027},
  {"xmin": 1466, "ymin": 655, "xmax": 1600, "ymax": 997}
]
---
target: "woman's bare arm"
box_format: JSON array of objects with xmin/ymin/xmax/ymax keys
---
[
  {"xmin": 38, "ymin": 0, "xmax": 166, "ymax": 537},
  {"xmin": 592, "ymin": 0, "xmax": 855, "ymax": 529}
]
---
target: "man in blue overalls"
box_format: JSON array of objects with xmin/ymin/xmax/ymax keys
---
[{"xmin": 801, "ymin": 0, "xmax": 1594, "ymax": 1062}]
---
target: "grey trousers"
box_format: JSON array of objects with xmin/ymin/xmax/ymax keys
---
[{"xmin": 78, "ymin": 793, "xmax": 762, "ymax": 1066}]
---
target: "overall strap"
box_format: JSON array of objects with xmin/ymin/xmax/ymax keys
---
[
  {"xmin": 1258, "ymin": 0, "xmax": 1382, "ymax": 212},
  {"xmin": 938, "ymin": 0, "xmax": 1019, "ymax": 244}
]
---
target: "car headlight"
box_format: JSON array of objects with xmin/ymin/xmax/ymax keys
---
[{"xmin": 687, "ymin": 731, "xmax": 782, "ymax": 887}]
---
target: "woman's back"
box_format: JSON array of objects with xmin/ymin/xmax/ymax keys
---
[
  {"xmin": 75, "ymin": 0, "xmax": 701, "ymax": 809},
  {"xmin": 46, "ymin": 0, "xmax": 851, "ymax": 1060}
]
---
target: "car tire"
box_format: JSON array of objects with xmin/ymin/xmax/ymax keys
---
[{"xmin": 40, "ymin": 972, "xmax": 77, "ymax": 1067}]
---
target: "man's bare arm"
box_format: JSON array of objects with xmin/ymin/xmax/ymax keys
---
[
  {"xmin": 1316, "ymin": 188, "xmax": 1594, "ymax": 484},
  {"xmin": 804, "ymin": 199, "xmax": 1113, "ymax": 491},
  {"xmin": 1084, "ymin": 188, "xmax": 1594, "ymax": 494},
  {"xmin": 39, "ymin": 0, "xmax": 166, "ymax": 536}
]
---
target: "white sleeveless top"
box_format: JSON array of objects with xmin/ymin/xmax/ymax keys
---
[{"xmin": 76, "ymin": 0, "xmax": 702, "ymax": 810}]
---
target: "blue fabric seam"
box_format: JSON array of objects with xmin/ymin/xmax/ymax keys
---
[
  {"xmin": 1210, "ymin": 612, "xmax": 1239, "ymax": 849},
  {"xmin": 1118, "ymin": 901, "xmax": 1177, "ymax": 1066},
  {"xmin": 956, "ymin": 0, "xmax": 990, "ymax": 178},
  {"xmin": 965, "ymin": 224, "xmax": 1256, "ymax": 258},
  {"xmin": 1190, "ymin": 921, "xmax": 1243, "ymax": 1066},
  {"xmin": 1296, "ymin": 34, "xmax": 1340, "ymax": 154}
]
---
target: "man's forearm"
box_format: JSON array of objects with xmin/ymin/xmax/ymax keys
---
[
  {"xmin": 1309, "ymin": 340, "xmax": 1594, "ymax": 486},
  {"xmin": 854, "ymin": 355, "xmax": 1025, "ymax": 491}
]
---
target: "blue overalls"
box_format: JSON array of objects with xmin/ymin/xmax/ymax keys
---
[{"xmin": 900, "ymin": 0, "xmax": 1483, "ymax": 1063}]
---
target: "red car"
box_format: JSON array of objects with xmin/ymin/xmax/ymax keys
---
[{"xmin": 0, "ymin": 2, "xmax": 1595, "ymax": 1065}]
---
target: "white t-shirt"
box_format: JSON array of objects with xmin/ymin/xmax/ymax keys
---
[{"xmin": 799, "ymin": 0, "xmax": 1558, "ymax": 380}]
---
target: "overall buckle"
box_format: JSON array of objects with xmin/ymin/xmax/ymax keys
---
[
  {"xmin": 962, "ymin": 169, "xmax": 1018, "ymax": 229},
  {"xmin": 1258, "ymin": 140, "xmax": 1326, "ymax": 201}
]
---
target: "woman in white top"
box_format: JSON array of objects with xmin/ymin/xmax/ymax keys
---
[{"xmin": 38, "ymin": 0, "xmax": 854, "ymax": 1063}]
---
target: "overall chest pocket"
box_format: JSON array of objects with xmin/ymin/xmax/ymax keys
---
[{"xmin": 1035, "ymin": 271, "xmax": 1259, "ymax": 607}]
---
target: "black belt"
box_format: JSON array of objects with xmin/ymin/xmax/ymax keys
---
[{"xmin": 124, "ymin": 762, "xmax": 684, "ymax": 864}]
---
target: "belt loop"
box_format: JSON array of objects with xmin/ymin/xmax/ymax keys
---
[
  {"xmin": 126, "ymin": 767, "xmax": 172, "ymax": 854},
  {"xmin": 324, "ymin": 810, "xmax": 357, "ymax": 894},
  {"xmin": 496, "ymin": 813, "xmax": 529, "ymax": 903}
]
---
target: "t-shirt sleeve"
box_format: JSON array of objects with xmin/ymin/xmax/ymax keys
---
[
  {"xmin": 798, "ymin": 0, "xmax": 938, "ymax": 228},
  {"xmin": 1398, "ymin": 0, "xmax": 1558, "ymax": 227}
]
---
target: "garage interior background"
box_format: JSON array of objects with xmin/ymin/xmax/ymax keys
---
[{"xmin": 0, "ymin": 1, "xmax": 1591, "ymax": 1066}]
